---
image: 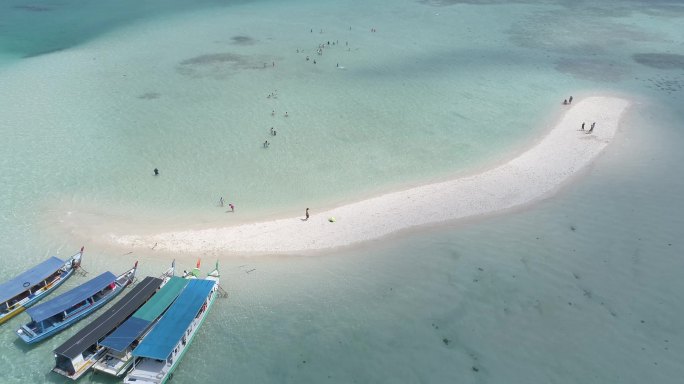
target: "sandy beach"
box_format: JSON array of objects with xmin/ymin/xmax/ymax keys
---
[{"xmin": 113, "ymin": 96, "xmax": 630, "ymax": 254}]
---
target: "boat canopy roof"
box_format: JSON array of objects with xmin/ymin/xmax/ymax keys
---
[
  {"xmin": 133, "ymin": 279, "xmax": 215, "ymax": 360},
  {"xmin": 0, "ymin": 257, "xmax": 64, "ymax": 304},
  {"xmin": 26, "ymin": 271, "xmax": 116, "ymax": 323},
  {"xmin": 100, "ymin": 277, "xmax": 188, "ymax": 353},
  {"xmin": 54, "ymin": 276, "xmax": 162, "ymax": 359},
  {"xmin": 134, "ymin": 277, "xmax": 189, "ymax": 322}
]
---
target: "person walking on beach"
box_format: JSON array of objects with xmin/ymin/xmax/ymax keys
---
[
  {"xmin": 264, "ymin": 140, "xmax": 270, "ymax": 148},
  {"xmin": 569, "ymin": 96, "xmax": 573, "ymax": 104},
  {"xmin": 229, "ymin": 203, "xmax": 234, "ymax": 212},
  {"xmin": 219, "ymin": 197, "xmax": 224, "ymax": 207},
  {"xmin": 586, "ymin": 122, "xmax": 595, "ymax": 134},
  {"xmin": 305, "ymin": 208, "xmax": 310, "ymax": 221}
]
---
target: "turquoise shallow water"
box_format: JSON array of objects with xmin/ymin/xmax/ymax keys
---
[{"xmin": 1, "ymin": 0, "xmax": 683, "ymax": 383}]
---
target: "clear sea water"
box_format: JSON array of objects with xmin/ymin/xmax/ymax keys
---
[{"xmin": 0, "ymin": 0, "xmax": 683, "ymax": 383}]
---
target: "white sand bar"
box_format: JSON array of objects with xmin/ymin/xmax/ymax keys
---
[{"xmin": 114, "ymin": 96, "xmax": 630, "ymax": 254}]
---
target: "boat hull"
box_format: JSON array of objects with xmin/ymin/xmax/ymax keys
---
[{"xmin": 0, "ymin": 306, "xmax": 25, "ymax": 325}]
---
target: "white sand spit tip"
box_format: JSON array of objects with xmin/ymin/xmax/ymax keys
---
[{"xmin": 114, "ymin": 96, "xmax": 630, "ymax": 254}]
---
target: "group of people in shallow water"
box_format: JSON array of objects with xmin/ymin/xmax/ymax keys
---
[
  {"xmin": 300, "ymin": 29, "xmax": 356, "ymax": 67},
  {"xmin": 151, "ymin": 169, "xmax": 237, "ymax": 212},
  {"xmin": 218, "ymin": 196, "xmax": 234, "ymax": 212},
  {"xmin": 264, "ymin": 108, "xmax": 288, "ymax": 148}
]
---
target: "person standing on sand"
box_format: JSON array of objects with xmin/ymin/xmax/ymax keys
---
[
  {"xmin": 305, "ymin": 208, "xmax": 309, "ymax": 221},
  {"xmin": 569, "ymin": 96, "xmax": 573, "ymax": 104},
  {"xmin": 586, "ymin": 122, "xmax": 595, "ymax": 134},
  {"xmin": 219, "ymin": 197, "xmax": 224, "ymax": 207},
  {"xmin": 229, "ymin": 203, "xmax": 234, "ymax": 212}
]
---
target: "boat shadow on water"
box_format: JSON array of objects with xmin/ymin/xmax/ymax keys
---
[{"xmin": 11, "ymin": 337, "xmax": 34, "ymax": 353}]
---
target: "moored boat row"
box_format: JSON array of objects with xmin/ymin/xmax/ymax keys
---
[{"xmin": 0, "ymin": 254, "xmax": 222, "ymax": 383}]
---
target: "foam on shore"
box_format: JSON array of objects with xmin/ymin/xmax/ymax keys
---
[{"xmin": 112, "ymin": 96, "xmax": 630, "ymax": 254}]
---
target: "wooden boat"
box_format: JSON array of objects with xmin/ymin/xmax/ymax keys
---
[
  {"xmin": 0, "ymin": 247, "xmax": 83, "ymax": 325},
  {"xmin": 16, "ymin": 261, "xmax": 138, "ymax": 344},
  {"xmin": 92, "ymin": 276, "xmax": 189, "ymax": 377},
  {"xmin": 124, "ymin": 263, "xmax": 220, "ymax": 384}
]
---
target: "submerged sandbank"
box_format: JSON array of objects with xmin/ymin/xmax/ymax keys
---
[{"xmin": 112, "ymin": 96, "xmax": 630, "ymax": 254}]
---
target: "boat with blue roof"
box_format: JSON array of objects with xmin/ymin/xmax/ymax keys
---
[
  {"xmin": 0, "ymin": 247, "xmax": 83, "ymax": 325},
  {"xmin": 123, "ymin": 262, "xmax": 220, "ymax": 384},
  {"xmin": 16, "ymin": 261, "xmax": 138, "ymax": 344}
]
